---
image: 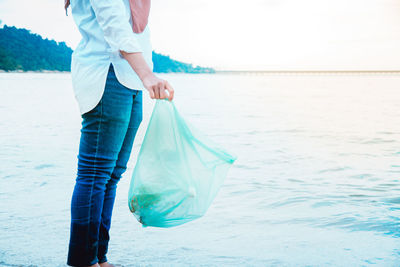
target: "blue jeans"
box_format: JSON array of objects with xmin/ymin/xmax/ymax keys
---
[{"xmin": 67, "ymin": 63, "xmax": 143, "ymax": 266}]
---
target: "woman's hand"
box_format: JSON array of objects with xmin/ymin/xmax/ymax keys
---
[
  {"xmin": 120, "ymin": 50, "xmax": 174, "ymax": 101},
  {"xmin": 142, "ymin": 73, "xmax": 174, "ymax": 101}
]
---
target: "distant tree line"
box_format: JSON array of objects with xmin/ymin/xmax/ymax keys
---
[
  {"xmin": 0, "ymin": 24, "xmax": 215, "ymax": 73},
  {"xmin": 0, "ymin": 25, "xmax": 72, "ymax": 71},
  {"xmin": 152, "ymin": 52, "xmax": 214, "ymax": 73}
]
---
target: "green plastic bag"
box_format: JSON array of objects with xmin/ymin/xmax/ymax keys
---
[{"xmin": 128, "ymin": 98, "xmax": 237, "ymax": 228}]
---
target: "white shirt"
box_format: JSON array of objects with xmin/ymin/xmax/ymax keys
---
[{"xmin": 70, "ymin": 0, "xmax": 153, "ymax": 115}]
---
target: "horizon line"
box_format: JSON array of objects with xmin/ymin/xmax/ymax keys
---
[{"xmin": 215, "ymin": 70, "xmax": 400, "ymax": 74}]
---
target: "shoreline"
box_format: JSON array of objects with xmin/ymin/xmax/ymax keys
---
[
  {"xmin": 2, "ymin": 70, "xmax": 400, "ymax": 75},
  {"xmin": 0, "ymin": 70, "xmax": 213, "ymax": 74},
  {"xmin": 0, "ymin": 70, "xmax": 70, "ymax": 74},
  {"xmin": 215, "ymin": 70, "xmax": 400, "ymax": 76}
]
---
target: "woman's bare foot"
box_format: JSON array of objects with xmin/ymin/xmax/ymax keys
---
[
  {"xmin": 88, "ymin": 264, "xmax": 100, "ymax": 267},
  {"xmin": 99, "ymin": 262, "xmax": 120, "ymax": 267}
]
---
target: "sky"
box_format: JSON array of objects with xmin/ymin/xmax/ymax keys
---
[{"xmin": 0, "ymin": 0, "xmax": 400, "ymax": 70}]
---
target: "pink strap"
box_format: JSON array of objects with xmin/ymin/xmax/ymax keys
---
[
  {"xmin": 64, "ymin": 0, "xmax": 70, "ymax": 16},
  {"xmin": 129, "ymin": 0, "xmax": 151, "ymax": 33}
]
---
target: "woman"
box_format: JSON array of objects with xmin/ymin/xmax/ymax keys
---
[{"xmin": 64, "ymin": 0, "xmax": 174, "ymax": 266}]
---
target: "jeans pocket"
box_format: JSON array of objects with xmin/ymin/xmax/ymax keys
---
[{"xmin": 132, "ymin": 90, "xmax": 140, "ymax": 99}]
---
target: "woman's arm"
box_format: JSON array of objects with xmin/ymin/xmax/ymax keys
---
[{"xmin": 120, "ymin": 51, "xmax": 174, "ymax": 101}]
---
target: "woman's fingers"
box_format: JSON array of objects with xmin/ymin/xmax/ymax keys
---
[
  {"xmin": 142, "ymin": 73, "xmax": 174, "ymax": 100},
  {"xmin": 155, "ymin": 80, "xmax": 170, "ymax": 99},
  {"xmin": 158, "ymin": 81, "xmax": 165, "ymax": 99},
  {"xmin": 159, "ymin": 81, "xmax": 169, "ymax": 99},
  {"xmin": 153, "ymin": 83, "xmax": 160, "ymax": 99},
  {"xmin": 165, "ymin": 81, "xmax": 174, "ymax": 101}
]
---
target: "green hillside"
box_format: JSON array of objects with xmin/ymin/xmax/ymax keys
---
[{"xmin": 0, "ymin": 24, "xmax": 215, "ymax": 73}]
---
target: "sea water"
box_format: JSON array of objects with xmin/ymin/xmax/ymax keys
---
[{"xmin": 0, "ymin": 72, "xmax": 399, "ymax": 266}]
